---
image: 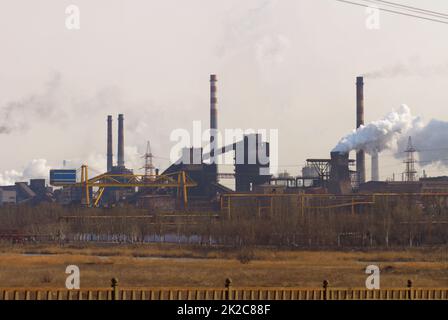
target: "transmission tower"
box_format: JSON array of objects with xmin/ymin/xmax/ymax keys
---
[
  {"xmin": 403, "ymin": 136, "xmax": 417, "ymax": 182},
  {"xmin": 142, "ymin": 141, "xmax": 155, "ymax": 181}
]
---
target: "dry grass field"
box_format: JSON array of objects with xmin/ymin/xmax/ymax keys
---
[{"xmin": 0, "ymin": 243, "xmax": 448, "ymax": 288}]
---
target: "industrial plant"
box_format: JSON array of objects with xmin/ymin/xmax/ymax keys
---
[{"xmin": 2, "ymin": 74, "xmax": 448, "ymax": 217}]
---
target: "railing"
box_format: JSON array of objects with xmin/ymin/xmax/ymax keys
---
[{"xmin": 1, "ymin": 279, "xmax": 448, "ymax": 300}]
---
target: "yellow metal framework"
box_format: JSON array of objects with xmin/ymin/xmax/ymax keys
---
[{"xmin": 69, "ymin": 165, "xmax": 197, "ymax": 207}]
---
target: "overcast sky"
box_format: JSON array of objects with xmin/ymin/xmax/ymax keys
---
[{"xmin": 0, "ymin": 0, "xmax": 447, "ymax": 184}]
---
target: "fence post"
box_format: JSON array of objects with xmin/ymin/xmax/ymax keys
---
[
  {"xmin": 407, "ymin": 280, "xmax": 413, "ymax": 300},
  {"xmin": 111, "ymin": 278, "xmax": 119, "ymax": 301},
  {"xmin": 225, "ymin": 278, "xmax": 232, "ymax": 300},
  {"xmin": 323, "ymin": 280, "xmax": 329, "ymax": 301}
]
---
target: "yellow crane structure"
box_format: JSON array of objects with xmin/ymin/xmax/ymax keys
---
[{"xmin": 61, "ymin": 165, "xmax": 197, "ymax": 207}]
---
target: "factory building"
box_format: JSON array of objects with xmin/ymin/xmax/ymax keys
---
[
  {"xmin": 0, "ymin": 179, "xmax": 54, "ymax": 205},
  {"xmin": 53, "ymin": 186, "xmax": 88, "ymax": 206},
  {"xmin": 359, "ymin": 177, "xmax": 448, "ymax": 194},
  {"xmin": 0, "ymin": 189, "xmax": 16, "ymax": 206},
  {"xmin": 163, "ymin": 74, "xmax": 271, "ymax": 197}
]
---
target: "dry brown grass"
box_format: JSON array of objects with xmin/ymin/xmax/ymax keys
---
[{"xmin": 0, "ymin": 243, "xmax": 448, "ymax": 288}]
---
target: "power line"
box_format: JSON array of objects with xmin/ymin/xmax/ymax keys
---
[
  {"xmin": 336, "ymin": 0, "xmax": 448, "ymax": 24},
  {"xmin": 383, "ymin": 146, "xmax": 448, "ymax": 154},
  {"xmin": 334, "ymin": 0, "xmax": 448, "ymax": 25},
  {"xmin": 369, "ymin": 0, "xmax": 448, "ymax": 19},
  {"xmin": 363, "ymin": 0, "xmax": 448, "ymax": 20}
]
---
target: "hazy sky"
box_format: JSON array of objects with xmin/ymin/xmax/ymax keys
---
[{"xmin": 1, "ymin": 0, "xmax": 448, "ymax": 184}]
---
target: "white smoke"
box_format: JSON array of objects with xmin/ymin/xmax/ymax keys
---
[
  {"xmin": 333, "ymin": 104, "xmax": 415, "ymax": 154},
  {"xmin": 0, "ymin": 170, "xmax": 22, "ymax": 186},
  {"xmin": 396, "ymin": 119, "xmax": 448, "ymax": 167},
  {"xmin": 0, "ymin": 145, "xmax": 150, "ymax": 186},
  {"xmin": 0, "ymin": 159, "xmax": 51, "ymax": 185},
  {"xmin": 334, "ymin": 104, "xmax": 448, "ymax": 169}
]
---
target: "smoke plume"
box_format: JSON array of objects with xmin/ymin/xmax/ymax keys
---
[
  {"xmin": 363, "ymin": 59, "xmax": 448, "ymax": 79},
  {"xmin": 0, "ymin": 73, "xmax": 62, "ymax": 134},
  {"xmin": 333, "ymin": 105, "xmax": 415, "ymax": 154},
  {"xmin": 334, "ymin": 104, "xmax": 448, "ymax": 169}
]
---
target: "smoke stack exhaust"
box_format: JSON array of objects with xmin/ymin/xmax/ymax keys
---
[
  {"xmin": 117, "ymin": 114, "xmax": 125, "ymax": 168},
  {"xmin": 209, "ymin": 74, "xmax": 218, "ymax": 182},
  {"xmin": 371, "ymin": 149, "xmax": 379, "ymax": 181},
  {"xmin": 107, "ymin": 115, "xmax": 113, "ymax": 172},
  {"xmin": 356, "ymin": 76, "xmax": 366, "ymax": 184}
]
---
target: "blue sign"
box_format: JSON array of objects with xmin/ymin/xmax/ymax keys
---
[{"xmin": 49, "ymin": 169, "xmax": 77, "ymax": 185}]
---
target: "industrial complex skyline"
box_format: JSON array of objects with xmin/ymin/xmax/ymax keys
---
[
  {"xmin": 1, "ymin": 0, "xmax": 448, "ymax": 185},
  {"xmin": 3, "ymin": 1, "xmax": 448, "ymax": 307}
]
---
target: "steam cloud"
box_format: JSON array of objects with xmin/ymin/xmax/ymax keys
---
[
  {"xmin": 0, "ymin": 159, "xmax": 51, "ymax": 186},
  {"xmin": 333, "ymin": 104, "xmax": 448, "ymax": 168},
  {"xmin": 0, "ymin": 147, "xmax": 150, "ymax": 186},
  {"xmin": 333, "ymin": 104, "xmax": 415, "ymax": 154},
  {"xmin": 396, "ymin": 119, "xmax": 448, "ymax": 167}
]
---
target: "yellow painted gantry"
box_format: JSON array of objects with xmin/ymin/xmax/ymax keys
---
[{"xmin": 66, "ymin": 165, "xmax": 197, "ymax": 207}]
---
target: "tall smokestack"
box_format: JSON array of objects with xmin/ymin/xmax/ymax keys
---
[
  {"xmin": 209, "ymin": 74, "xmax": 218, "ymax": 183},
  {"xmin": 356, "ymin": 76, "xmax": 366, "ymax": 184},
  {"xmin": 371, "ymin": 149, "xmax": 379, "ymax": 181},
  {"xmin": 117, "ymin": 114, "xmax": 125, "ymax": 168},
  {"xmin": 107, "ymin": 115, "xmax": 113, "ymax": 172},
  {"xmin": 210, "ymin": 74, "xmax": 218, "ymax": 140}
]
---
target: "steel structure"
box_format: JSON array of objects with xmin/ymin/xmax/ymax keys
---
[
  {"xmin": 305, "ymin": 158, "xmax": 356, "ymax": 189},
  {"xmin": 142, "ymin": 141, "xmax": 155, "ymax": 180},
  {"xmin": 404, "ymin": 136, "xmax": 417, "ymax": 182},
  {"xmin": 53, "ymin": 165, "xmax": 197, "ymax": 207},
  {"xmin": 306, "ymin": 159, "xmax": 331, "ymax": 183}
]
